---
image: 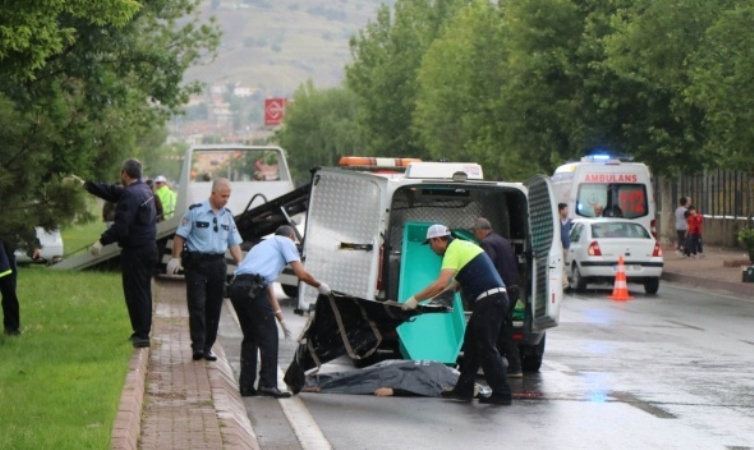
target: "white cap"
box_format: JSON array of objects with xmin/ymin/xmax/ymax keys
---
[
  {"xmin": 155, "ymin": 175, "xmax": 167, "ymax": 183},
  {"xmin": 423, "ymin": 224, "xmax": 451, "ymax": 244}
]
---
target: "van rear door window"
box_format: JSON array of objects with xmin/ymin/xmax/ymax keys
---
[{"xmin": 576, "ymin": 183, "xmax": 648, "ymax": 219}]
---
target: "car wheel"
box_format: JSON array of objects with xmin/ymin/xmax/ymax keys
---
[
  {"xmin": 521, "ymin": 334, "xmax": 546, "ymax": 372},
  {"xmin": 644, "ymin": 277, "xmax": 660, "ymax": 295},
  {"xmin": 571, "ymin": 265, "xmax": 588, "ymax": 292},
  {"xmin": 281, "ymin": 283, "xmax": 299, "ymax": 299}
]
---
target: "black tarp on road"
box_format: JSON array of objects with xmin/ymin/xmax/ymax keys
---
[
  {"xmin": 284, "ymin": 292, "xmax": 450, "ymax": 394},
  {"xmin": 302, "ymin": 359, "xmax": 459, "ymax": 397}
]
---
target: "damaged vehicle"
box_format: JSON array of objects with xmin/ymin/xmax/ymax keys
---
[{"xmin": 292, "ymin": 159, "xmax": 563, "ymax": 374}]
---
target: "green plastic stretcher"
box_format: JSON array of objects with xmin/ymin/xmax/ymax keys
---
[{"xmin": 397, "ymin": 222, "xmax": 467, "ymax": 364}]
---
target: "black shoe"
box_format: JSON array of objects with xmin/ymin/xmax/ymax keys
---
[
  {"xmin": 440, "ymin": 389, "xmax": 473, "ymax": 402},
  {"xmin": 192, "ymin": 351, "xmax": 204, "ymax": 361},
  {"xmin": 4, "ymin": 329, "xmax": 20, "ymax": 336},
  {"xmin": 478, "ymin": 394, "xmax": 512, "ymax": 405},
  {"xmin": 257, "ymin": 386, "xmax": 292, "ymax": 398},
  {"xmin": 131, "ymin": 337, "xmax": 150, "ymax": 348},
  {"xmin": 203, "ymin": 350, "xmax": 217, "ymax": 361},
  {"xmin": 240, "ymin": 388, "xmax": 257, "ymax": 397}
]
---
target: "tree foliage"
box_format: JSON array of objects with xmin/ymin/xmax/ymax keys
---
[{"xmin": 0, "ymin": 0, "xmax": 220, "ymax": 243}]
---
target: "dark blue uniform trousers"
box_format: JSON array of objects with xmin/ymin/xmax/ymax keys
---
[
  {"xmin": 229, "ymin": 280, "xmax": 279, "ymax": 391},
  {"xmin": 454, "ymin": 292, "xmax": 512, "ymax": 400},
  {"xmin": 185, "ymin": 258, "xmax": 227, "ymax": 353},
  {"xmin": 121, "ymin": 244, "xmax": 158, "ymax": 340}
]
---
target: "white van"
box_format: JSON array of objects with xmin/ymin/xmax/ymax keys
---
[
  {"xmin": 551, "ymin": 155, "xmax": 656, "ymax": 235},
  {"xmin": 296, "ymin": 160, "xmax": 563, "ymax": 371}
]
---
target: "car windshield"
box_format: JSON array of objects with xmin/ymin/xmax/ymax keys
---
[
  {"xmin": 591, "ymin": 222, "xmax": 650, "ymax": 239},
  {"xmin": 576, "ymin": 183, "xmax": 648, "ymax": 219}
]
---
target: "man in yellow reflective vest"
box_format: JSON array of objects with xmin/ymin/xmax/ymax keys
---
[{"xmin": 154, "ymin": 175, "xmax": 177, "ymax": 220}]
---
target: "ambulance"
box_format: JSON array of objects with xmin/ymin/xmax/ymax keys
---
[
  {"xmin": 295, "ymin": 157, "xmax": 563, "ymax": 371},
  {"xmin": 550, "ymin": 155, "xmax": 656, "ymax": 235}
]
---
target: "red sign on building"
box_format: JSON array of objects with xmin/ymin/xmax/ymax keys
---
[{"xmin": 264, "ymin": 98, "xmax": 287, "ymax": 126}]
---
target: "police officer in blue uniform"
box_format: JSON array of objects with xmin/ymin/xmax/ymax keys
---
[
  {"xmin": 85, "ymin": 158, "xmax": 158, "ymax": 348},
  {"xmin": 167, "ymin": 178, "xmax": 243, "ymax": 361},
  {"xmin": 229, "ymin": 225, "xmax": 330, "ymax": 398}
]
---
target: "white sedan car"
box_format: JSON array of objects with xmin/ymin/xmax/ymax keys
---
[
  {"xmin": 14, "ymin": 227, "xmax": 64, "ymax": 264},
  {"xmin": 566, "ymin": 218, "xmax": 663, "ymax": 294}
]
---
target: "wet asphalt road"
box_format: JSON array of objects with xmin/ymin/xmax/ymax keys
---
[{"xmin": 219, "ymin": 282, "xmax": 754, "ymax": 450}]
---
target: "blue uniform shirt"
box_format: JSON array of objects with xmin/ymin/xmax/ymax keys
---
[
  {"xmin": 236, "ymin": 235, "xmax": 300, "ymax": 285},
  {"xmin": 175, "ymin": 200, "xmax": 242, "ymax": 254}
]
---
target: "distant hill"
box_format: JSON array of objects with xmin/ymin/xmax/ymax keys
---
[{"xmin": 185, "ymin": 0, "xmax": 394, "ymax": 95}]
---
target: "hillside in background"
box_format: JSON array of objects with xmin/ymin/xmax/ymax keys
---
[{"xmin": 186, "ymin": 0, "xmax": 394, "ymax": 95}]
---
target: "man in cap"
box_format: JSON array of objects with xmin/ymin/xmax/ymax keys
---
[
  {"xmin": 402, "ymin": 224, "xmax": 512, "ymax": 405},
  {"xmin": 154, "ymin": 175, "xmax": 177, "ymax": 220},
  {"xmin": 471, "ymin": 217, "xmax": 522, "ymax": 378}
]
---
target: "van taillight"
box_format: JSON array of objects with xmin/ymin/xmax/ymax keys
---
[
  {"xmin": 650, "ymin": 219, "xmax": 657, "ymax": 238},
  {"xmin": 652, "ymin": 241, "xmax": 662, "ymax": 257},
  {"xmin": 588, "ymin": 241, "xmax": 602, "ymax": 256}
]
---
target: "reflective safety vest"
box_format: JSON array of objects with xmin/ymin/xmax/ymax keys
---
[{"xmin": 155, "ymin": 185, "xmax": 177, "ymax": 220}]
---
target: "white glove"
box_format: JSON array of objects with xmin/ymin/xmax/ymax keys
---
[
  {"xmin": 280, "ymin": 320, "xmax": 292, "ymax": 340},
  {"xmin": 317, "ymin": 282, "xmax": 331, "ymax": 295},
  {"xmin": 90, "ymin": 241, "xmax": 103, "ymax": 256},
  {"xmin": 166, "ymin": 257, "xmax": 182, "ymax": 274},
  {"xmin": 64, "ymin": 174, "xmax": 85, "ymax": 188},
  {"xmin": 402, "ymin": 296, "xmax": 419, "ymax": 311}
]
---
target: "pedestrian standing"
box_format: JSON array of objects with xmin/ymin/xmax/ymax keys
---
[
  {"xmin": 471, "ymin": 217, "xmax": 523, "ymax": 378},
  {"xmin": 145, "ymin": 179, "xmax": 165, "ymax": 222},
  {"xmin": 85, "ymin": 158, "xmax": 158, "ymax": 348},
  {"xmin": 154, "ymin": 175, "xmax": 178, "ymax": 220},
  {"xmin": 685, "ymin": 206, "xmax": 704, "ymax": 259},
  {"xmin": 167, "ymin": 178, "xmax": 244, "ymax": 361},
  {"xmin": 675, "ymin": 197, "xmax": 689, "ymax": 255},
  {"xmin": 402, "ymin": 224, "xmax": 512, "ymax": 405},
  {"xmin": 0, "ymin": 239, "xmax": 40, "ymax": 336},
  {"xmin": 228, "ymin": 225, "xmax": 331, "ymax": 398},
  {"xmin": 559, "ymin": 203, "xmax": 573, "ymax": 289}
]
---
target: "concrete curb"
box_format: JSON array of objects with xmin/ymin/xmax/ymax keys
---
[
  {"xmin": 111, "ymin": 347, "xmax": 149, "ymax": 450},
  {"xmin": 662, "ymin": 271, "xmax": 754, "ymax": 298}
]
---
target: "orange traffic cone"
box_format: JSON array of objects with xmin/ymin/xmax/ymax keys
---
[{"xmin": 607, "ymin": 256, "xmax": 633, "ymax": 301}]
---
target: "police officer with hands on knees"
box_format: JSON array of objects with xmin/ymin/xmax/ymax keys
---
[
  {"xmin": 83, "ymin": 158, "xmax": 158, "ymax": 348},
  {"xmin": 167, "ymin": 178, "xmax": 244, "ymax": 362},
  {"xmin": 229, "ymin": 225, "xmax": 330, "ymax": 399},
  {"xmin": 402, "ymin": 224, "xmax": 512, "ymax": 405}
]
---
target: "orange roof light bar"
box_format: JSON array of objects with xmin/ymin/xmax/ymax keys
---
[{"xmin": 338, "ymin": 157, "xmax": 421, "ymax": 168}]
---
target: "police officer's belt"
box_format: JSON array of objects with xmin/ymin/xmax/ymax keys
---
[
  {"xmin": 188, "ymin": 252, "xmax": 225, "ymax": 261},
  {"xmin": 476, "ymin": 287, "xmax": 506, "ymax": 301}
]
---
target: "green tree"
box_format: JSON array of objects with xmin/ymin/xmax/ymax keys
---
[
  {"xmin": 346, "ymin": 0, "xmax": 466, "ymax": 157},
  {"xmin": 274, "ymin": 81, "xmax": 363, "ymax": 183},
  {"xmin": 0, "ymin": 0, "xmax": 220, "ymax": 243}
]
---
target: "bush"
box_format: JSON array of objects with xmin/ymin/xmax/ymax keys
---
[{"xmin": 737, "ymin": 227, "xmax": 754, "ymax": 264}]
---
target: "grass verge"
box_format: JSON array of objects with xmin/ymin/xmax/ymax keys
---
[{"xmin": 0, "ymin": 267, "xmax": 132, "ymax": 449}]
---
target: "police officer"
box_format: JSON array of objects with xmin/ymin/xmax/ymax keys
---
[
  {"xmin": 85, "ymin": 158, "xmax": 158, "ymax": 348},
  {"xmin": 167, "ymin": 178, "xmax": 243, "ymax": 361},
  {"xmin": 229, "ymin": 225, "xmax": 330, "ymax": 398},
  {"xmin": 471, "ymin": 217, "xmax": 523, "ymax": 378},
  {"xmin": 402, "ymin": 224, "xmax": 512, "ymax": 405}
]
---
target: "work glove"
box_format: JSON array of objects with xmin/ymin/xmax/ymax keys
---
[
  {"xmin": 63, "ymin": 174, "xmax": 86, "ymax": 188},
  {"xmin": 401, "ymin": 296, "xmax": 419, "ymax": 311},
  {"xmin": 90, "ymin": 241, "xmax": 103, "ymax": 256},
  {"xmin": 317, "ymin": 282, "xmax": 331, "ymax": 295},
  {"xmin": 280, "ymin": 320, "xmax": 292, "ymax": 340},
  {"xmin": 166, "ymin": 257, "xmax": 182, "ymax": 275}
]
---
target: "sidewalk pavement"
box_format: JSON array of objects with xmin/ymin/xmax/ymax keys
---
[{"xmin": 110, "ymin": 245, "xmax": 754, "ymax": 449}]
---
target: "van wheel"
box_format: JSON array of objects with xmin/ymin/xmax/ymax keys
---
[
  {"xmin": 281, "ymin": 284, "xmax": 299, "ymax": 299},
  {"xmin": 571, "ymin": 265, "xmax": 588, "ymax": 292},
  {"xmin": 644, "ymin": 277, "xmax": 660, "ymax": 295},
  {"xmin": 521, "ymin": 335, "xmax": 546, "ymax": 372}
]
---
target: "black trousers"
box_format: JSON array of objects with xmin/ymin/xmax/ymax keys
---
[
  {"xmin": 185, "ymin": 258, "xmax": 227, "ymax": 353},
  {"xmin": 454, "ymin": 292, "xmax": 511, "ymax": 399},
  {"xmin": 0, "ymin": 252, "xmax": 19, "ymax": 332},
  {"xmin": 229, "ymin": 279, "xmax": 278, "ymax": 391},
  {"xmin": 121, "ymin": 244, "xmax": 158, "ymax": 340},
  {"xmin": 497, "ymin": 285, "xmax": 521, "ymax": 373}
]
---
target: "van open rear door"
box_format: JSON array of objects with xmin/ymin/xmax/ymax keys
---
[
  {"xmin": 297, "ymin": 169, "xmax": 389, "ymax": 312},
  {"xmin": 524, "ymin": 175, "xmax": 562, "ymax": 329}
]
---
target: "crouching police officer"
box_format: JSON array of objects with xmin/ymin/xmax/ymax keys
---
[
  {"xmin": 229, "ymin": 225, "xmax": 330, "ymax": 398},
  {"xmin": 167, "ymin": 178, "xmax": 243, "ymax": 361}
]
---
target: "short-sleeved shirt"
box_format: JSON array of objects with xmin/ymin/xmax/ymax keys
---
[
  {"xmin": 442, "ymin": 239, "xmax": 504, "ymax": 302},
  {"xmin": 675, "ymin": 206, "xmax": 688, "ymax": 231},
  {"xmin": 175, "ymin": 200, "xmax": 242, "ymax": 254},
  {"xmin": 235, "ymin": 235, "xmax": 300, "ymax": 285}
]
